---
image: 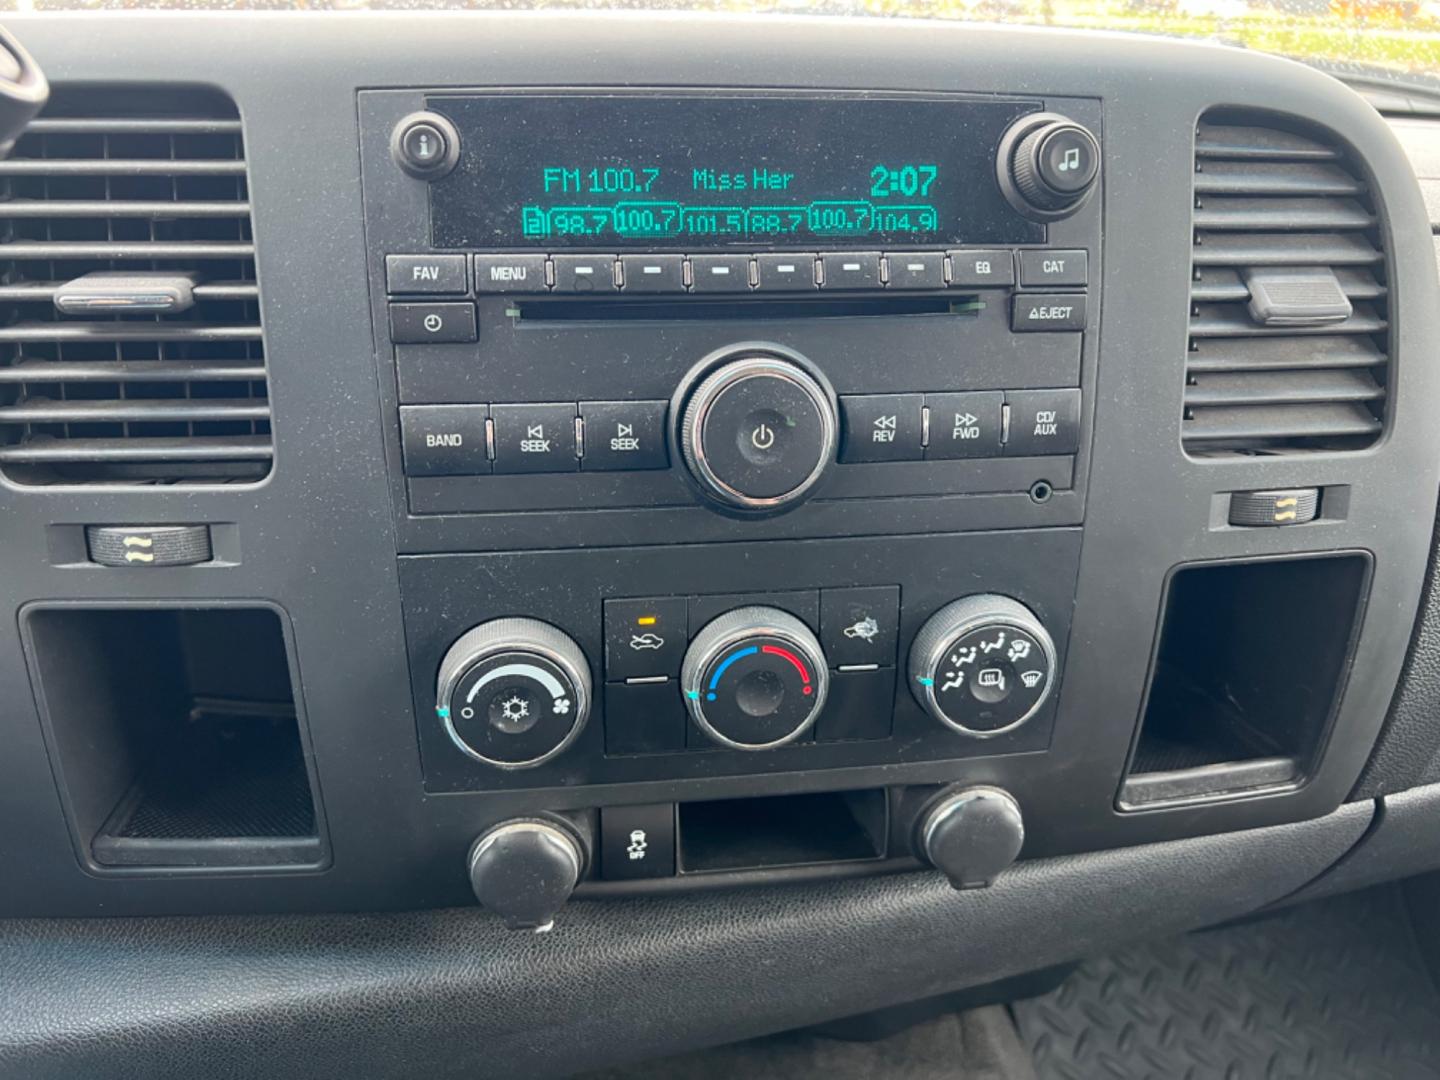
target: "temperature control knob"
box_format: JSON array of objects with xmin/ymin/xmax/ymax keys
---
[
  {"xmin": 908, "ymin": 595, "xmax": 1057, "ymax": 736},
  {"xmin": 682, "ymin": 606, "xmax": 829, "ymax": 749},
  {"xmin": 435, "ymin": 618, "xmax": 591, "ymax": 769},
  {"xmin": 1000, "ymin": 113, "xmax": 1100, "ymax": 219},
  {"xmin": 678, "ymin": 347, "xmax": 838, "ymax": 514}
]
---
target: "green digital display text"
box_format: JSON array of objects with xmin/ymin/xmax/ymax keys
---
[{"xmin": 524, "ymin": 162, "xmax": 943, "ymax": 241}]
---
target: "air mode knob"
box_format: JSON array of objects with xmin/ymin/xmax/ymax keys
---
[
  {"xmin": 908, "ymin": 595, "xmax": 1058, "ymax": 737},
  {"xmin": 678, "ymin": 346, "xmax": 838, "ymax": 515},
  {"xmin": 435, "ymin": 618, "xmax": 592, "ymax": 769},
  {"xmin": 1000, "ymin": 113, "xmax": 1100, "ymax": 219},
  {"xmin": 681, "ymin": 606, "xmax": 830, "ymax": 749}
]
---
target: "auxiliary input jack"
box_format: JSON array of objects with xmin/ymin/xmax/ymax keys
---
[{"xmin": 1029, "ymin": 480, "xmax": 1054, "ymax": 504}]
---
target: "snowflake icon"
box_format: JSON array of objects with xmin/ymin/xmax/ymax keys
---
[{"xmin": 499, "ymin": 694, "xmax": 530, "ymax": 723}]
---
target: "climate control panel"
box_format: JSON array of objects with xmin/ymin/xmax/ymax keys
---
[{"xmin": 404, "ymin": 528, "xmax": 1079, "ymax": 793}]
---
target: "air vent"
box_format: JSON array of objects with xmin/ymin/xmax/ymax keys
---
[
  {"xmin": 0, "ymin": 87, "xmax": 269, "ymax": 485},
  {"xmin": 1184, "ymin": 116, "xmax": 1388, "ymax": 455}
]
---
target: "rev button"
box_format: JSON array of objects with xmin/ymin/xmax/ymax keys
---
[{"xmin": 839, "ymin": 394, "xmax": 924, "ymax": 463}]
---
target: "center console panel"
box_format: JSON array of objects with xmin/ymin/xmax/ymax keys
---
[{"xmin": 3, "ymin": 15, "xmax": 1438, "ymax": 921}]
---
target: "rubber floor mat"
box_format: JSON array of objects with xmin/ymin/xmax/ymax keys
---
[{"xmin": 1012, "ymin": 886, "xmax": 1440, "ymax": 1080}]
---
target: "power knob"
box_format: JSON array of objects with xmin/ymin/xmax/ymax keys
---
[
  {"xmin": 435, "ymin": 618, "xmax": 592, "ymax": 769},
  {"xmin": 999, "ymin": 113, "xmax": 1100, "ymax": 220},
  {"xmin": 908, "ymin": 595, "xmax": 1058, "ymax": 737},
  {"xmin": 916, "ymin": 786, "xmax": 1025, "ymax": 890},
  {"xmin": 677, "ymin": 344, "xmax": 838, "ymax": 515}
]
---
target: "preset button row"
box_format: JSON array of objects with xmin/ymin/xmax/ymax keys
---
[
  {"xmin": 385, "ymin": 249, "xmax": 1089, "ymax": 296},
  {"xmin": 839, "ymin": 388, "xmax": 1081, "ymax": 463},
  {"xmin": 400, "ymin": 400, "xmax": 668, "ymax": 476}
]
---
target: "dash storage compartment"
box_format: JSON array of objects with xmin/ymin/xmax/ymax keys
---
[
  {"xmin": 1120, "ymin": 553, "xmax": 1370, "ymax": 810},
  {"xmin": 23, "ymin": 604, "xmax": 325, "ymax": 870}
]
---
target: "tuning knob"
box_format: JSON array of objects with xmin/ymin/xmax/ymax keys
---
[
  {"xmin": 677, "ymin": 346, "xmax": 838, "ymax": 515},
  {"xmin": 1000, "ymin": 113, "xmax": 1099, "ymax": 219},
  {"xmin": 435, "ymin": 618, "xmax": 591, "ymax": 769},
  {"xmin": 908, "ymin": 595, "xmax": 1057, "ymax": 737},
  {"xmin": 468, "ymin": 818, "xmax": 586, "ymax": 931},
  {"xmin": 916, "ymin": 786, "xmax": 1024, "ymax": 890},
  {"xmin": 681, "ymin": 606, "xmax": 830, "ymax": 749}
]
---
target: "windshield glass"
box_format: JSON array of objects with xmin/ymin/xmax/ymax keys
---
[{"xmin": 2, "ymin": 0, "xmax": 1435, "ymax": 80}]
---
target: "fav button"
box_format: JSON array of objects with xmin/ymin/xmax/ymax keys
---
[
  {"xmin": 491, "ymin": 402, "xmax": 578, "ymax": 473},
  {"xmin": 604, "ymin": 596, "xmax": 688, "ymax": 681},
  {"xmin": 389, "ymin": 302, "xmax": 477, "ymax": 344},
  {"xmin": 839, "ymin": 394, "xmax": 924, "ymax": 463},
  {"xmin": 1012, "ymin": 293, "xmax": 1086, "ymax": 332},
  {"xmin": 474, "ymin": 254, "xmax": 549, "ymax": 292},
  {"xmin": 1018, "ymin": 249, "xmax": 1088, "ymax": 287},
  {"xmin": 385, "ymin": 254, "xmax": 468, "ymax": 295},
  {"xmin": 581, "ymin": 400, "xmax": 668, "ymax": 472},
  {"xmin": 1005, "ymin": 388, "xmax": 1081, "ymax": 456},
  {"xmin": 821, "ymin": 585, "xmax": 901, "ymax": 668},
  {"xmin": 925, "ymin": 391, "xmax": 1004, "ymax": 460},
  {"xmin": 400, "ymin": 404, "xmax": 490, "ymax": 476}
]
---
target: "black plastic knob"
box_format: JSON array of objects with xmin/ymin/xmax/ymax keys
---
[
  {"xmin": 1002, "ymin": 115, "xmax": 1099, "ymax": 219},
  {"xmin": 917, "ymin": 787, "xmax": 1024, "ymax": 890},
  {"xmin": 468, "ymin": 819, "xmax": 585, "ymax": 931},
  {"xmin": 678, "ymin": 346, "xmax": 837, "ymax": 515}
]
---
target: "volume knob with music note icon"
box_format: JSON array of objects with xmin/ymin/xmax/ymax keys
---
[{"xmin": 1002, "ymin": 114, "xmax": 1100, "ymax": 219}]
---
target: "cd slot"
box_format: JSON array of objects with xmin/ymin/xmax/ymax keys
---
[{"xmin": 514, "ymin": 295, "xmax": 981, "ymax": 324}]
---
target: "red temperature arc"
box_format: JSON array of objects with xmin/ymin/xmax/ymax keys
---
[{"xmin": 762, "ymin": 644, "xmax": 814, "ymax": 696}]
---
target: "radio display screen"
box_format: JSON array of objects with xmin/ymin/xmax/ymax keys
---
[{"xmin": 426, "ymin": 94, "xmax": 1046, "ymax": 250}]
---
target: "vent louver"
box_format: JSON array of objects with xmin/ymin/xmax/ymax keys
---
[
  {"xmin": 1184, "ymin": 116, "xmax": 1389, "ymax": 454},
  {"xmin": 0, "ymin": 88, "xmax": 270, "ymax": 485}
]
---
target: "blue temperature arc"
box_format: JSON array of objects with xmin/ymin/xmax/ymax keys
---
[{"xmin": 706, "ymin": 645, "xmax": 758, "ymax": 701}]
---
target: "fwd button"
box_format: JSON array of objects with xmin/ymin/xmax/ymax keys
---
[{"xmin": 1012, "ymin": 293, "xmax": 1086, "ymax": 332}]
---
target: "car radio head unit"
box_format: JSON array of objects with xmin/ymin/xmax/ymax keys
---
[{"xmin": 427, "ymin": 93, "xmax": 1049, "ymax": 250}]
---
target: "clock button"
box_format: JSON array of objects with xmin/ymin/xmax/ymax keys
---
[{"xmin": 818, "ymin": 252, "xmax": 882, "ymax": 290}]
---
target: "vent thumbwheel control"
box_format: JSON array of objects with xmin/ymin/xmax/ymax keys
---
[
  {"xmin": 908, "ymin": 595, "xmax": 1058, "ymax": 737},
  {"xmin": 682, "ymin": 606, "xmax": 830, "ymax": 750},
  {"xmin": 435, "ymin": 618, "xmax": 592, "ymax": 769},
  {"xmin": 677, "ymin": 346, "xmax": 838, "ymax": 515}
]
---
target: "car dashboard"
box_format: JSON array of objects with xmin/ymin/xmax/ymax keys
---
[{"xmin": 2, "ymin": 12, "xmax": 1440, "ymax": 1078}]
